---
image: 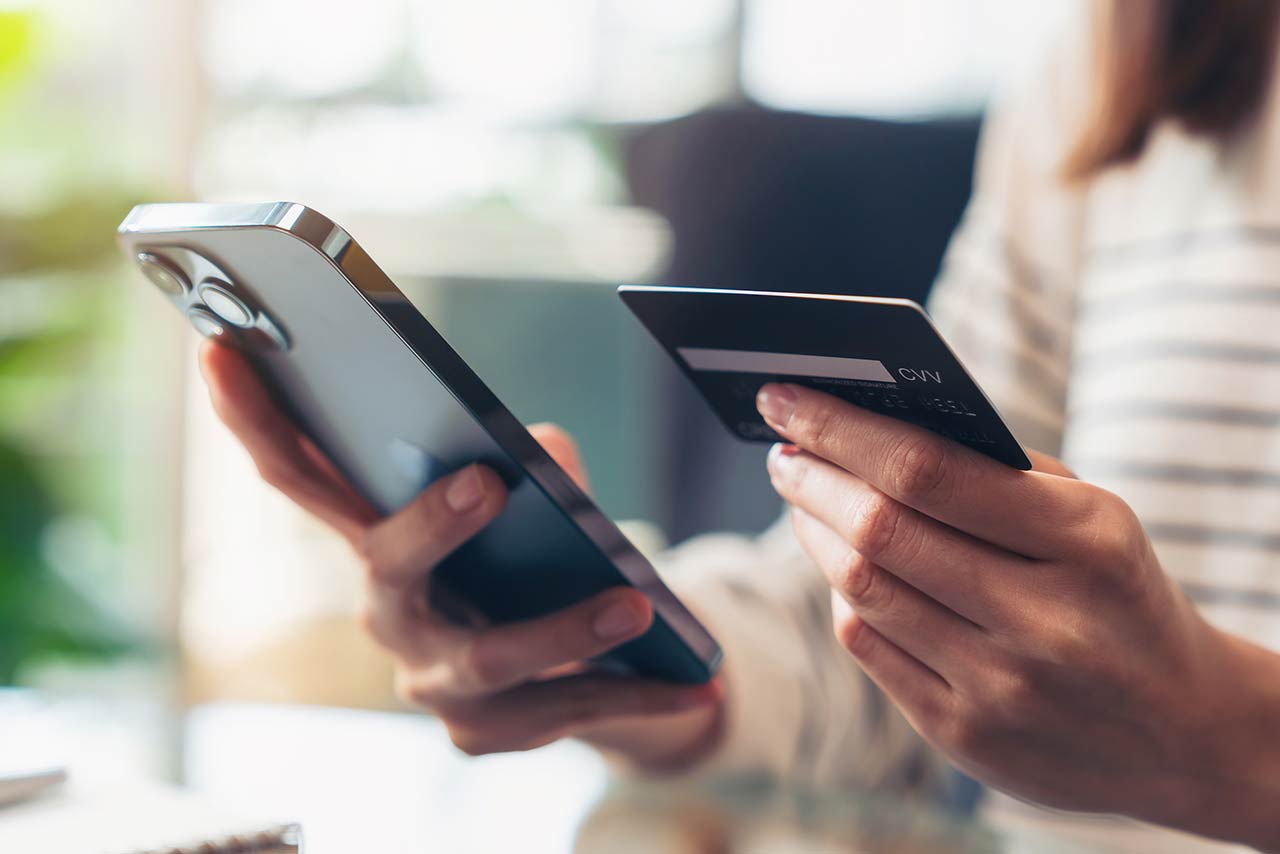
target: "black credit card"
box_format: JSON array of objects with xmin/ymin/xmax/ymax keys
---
[{"xmin": 619, "ymin": 286, "xmax": 1031, "ymax": 470}]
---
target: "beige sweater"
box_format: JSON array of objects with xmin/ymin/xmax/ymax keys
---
[{"xmin": 663, "ymin": 20, "xmax": 1280, "ymax": 853}]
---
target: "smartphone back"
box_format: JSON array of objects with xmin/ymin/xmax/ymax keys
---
[{"xmin": 119, "ymin": 203, "xmax": 719, "ymax": 684}]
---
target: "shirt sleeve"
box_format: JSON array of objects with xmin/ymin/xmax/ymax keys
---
[{"xmin": 657, "ymin": 517, "xmax": 951, "ymax": 796}]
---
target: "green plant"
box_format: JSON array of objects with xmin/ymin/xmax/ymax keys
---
[
  {"xmin": 0, "ymin": 440, "xmax": 131, "ymax": 682},
  {"xmin": 0, "ymin": 7, "xmax": 147, "ymax": 684}
]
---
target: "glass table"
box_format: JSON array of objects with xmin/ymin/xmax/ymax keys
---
[
  {"xmin": 181, "ymin": 702, "xmax": 1109, "ymax": 854},
  {"xmin": 2, "ymin": 695, "xmax": 1160, "ymax": 853}
]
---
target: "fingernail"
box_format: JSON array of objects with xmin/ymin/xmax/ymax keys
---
[
  {"xmin": 593, "ymin": 599, "xmax": 646, "ymax": 640},
  {"xmin": 767, "ymin": 442, "xmax": 800, "ymax": 482},
  {"xmin": 757, "ymin": 384, "xmax": 797, "ymax": 431},
  {"xmin": 445, "ymin": 466, "xmax": 485, "ymax": 513}
]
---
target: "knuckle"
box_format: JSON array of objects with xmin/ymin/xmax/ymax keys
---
[
  {"xmin": 786, "ymin": 451, "xmax": 814, "ymax": 495},
  {"xmin": 939, "ymin": 695, "xmax": 1007, "ymax": 759},
  {"xmin": 358, "ymin": 517, "xmax": 450, "ymax": 588},
  {"xmin": 1078, "ymin": 488, "xmax": 1150, "ymax": 586},
  {"xmin": 1078, "ymin": 488, "xmax": 1126, "ymax": 552},
  {"xmin": 1114, "ymin": 518, "xmax": 1152, "ymax": 578},
  {"xmin": 393, "ymin": 667, "xmax": 440, "ymax": 710},
  {"xmin": 254, "ymin": 458, "xmax": 298, "ymax": 494},
  {"xmin": 860, "ymin": 565, "xmax": 897, "ymax": 612},
  {"xmin": 789, "ymin": 396, "xmax": 837, "ymax": 448},
  {"xmin": 885, "ymin": 434, "xmax": 949, "ymax": 505},
  {"xmin": 357, "ymin": 597, "xmax": 416, "ymax": 652},
  {"xmin": 362, "ymin": 555, "xmax": 402, "ymax": 587},
  {"xmin": 942, "ymin": 710, "xmax": 993, "ymax": 758},
  {"xmin": 831, "ymin": 547, "xmax": 875, "ymax": 601},
  {"xmin": 350, "ymin": 524, "xmax": 376, "ymax": 564},
  {"xmin": 350, "ymin": 528, "xmax": 390, "ymax": 582},
  {"xmin": 991, "ymin": 667, "xmax": 1037, "ymax": 714},
  {"xmin": 949, "ymin": 666, "xmax": 1041, "ymax": 751},
  {"xmin": 1039, "ymin": 621, "xmax": 1129, "ymax": 688},
  {"xmin": 913, "ymin": 688, "xmax": 951, "ymax": 732},
  {"xmin": 447, "ymin": 725, "xmax": 495, "ymax": 758},
  {"xmin": 356, "ymin": 604, "xmax": 382, "ymax": 641},
  {"xmin": 458, "ymin": 638, "xmax": 507, "ymax": 691},
  {"xmin": 849, "ymin": 490, "xmax": 905, "ymax": 562},
  {"xmin": 392, "ymin": 670, "xmax": 414, "ymax": 705},
  {"xmin": 1057, "ymin": 483, "xmax": 1104, "ymax": 540},
  {"xmin": 1036, "ymin": 617, "xmax": 1091, "ymax": 669},
  {"xmin": 843, "ymin": 556, "xmax": 895, "ymax": 613},
  {"xmin": 834, "ymin": 612, "xmax": 877, "ymax": 658}
]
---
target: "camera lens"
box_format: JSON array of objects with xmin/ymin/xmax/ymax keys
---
[
  {"xmin": 186, "ymin": 306, "xmax": 228, "ymax": 339},
  {"xmin": 197, "ymin": 279, "xmax": 255, "ymax": 328},
  {"xmin": 136, "ymin": 252, "xmax": 190, "ymax": 297}
]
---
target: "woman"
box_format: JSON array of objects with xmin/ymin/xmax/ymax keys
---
[{"xmin": 199, "ymin": 1, "xmax": 1280, "ymax": 848}]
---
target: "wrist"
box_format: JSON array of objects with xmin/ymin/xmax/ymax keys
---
[
  {"xmin": 1175, "ymin": 628, "xmax": 1280, "ymax": 851},
  {"xmin": 579, "ymin": 692, "xmax": 727, "ymax": 776}
]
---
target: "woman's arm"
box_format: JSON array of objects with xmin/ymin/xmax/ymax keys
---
[{"xmin": 758, "ymin": 381, "xmax": 1280, "ymax": 850}]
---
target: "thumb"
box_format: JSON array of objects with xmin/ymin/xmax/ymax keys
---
[{"xmin": 528, "ymin": 423, "xmax": 591, "ymax": 493}]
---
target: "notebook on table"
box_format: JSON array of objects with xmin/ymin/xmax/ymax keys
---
[{"xmin": 0, "ymin": 778, "xmax": 301, "ymax": 854}]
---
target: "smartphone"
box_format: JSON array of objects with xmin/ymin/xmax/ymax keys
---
[
  {"xmin": 118, "ymin": 202, "xmax": 721, "ymax": 684},
  {"xmin": 619, "ymin": 285, "xmax": 1032, "ymax": 470}
]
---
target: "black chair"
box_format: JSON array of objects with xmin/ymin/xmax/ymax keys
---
[{"xmin": 625, "ymin": 107, "xmax": 983, "ymax": 541}]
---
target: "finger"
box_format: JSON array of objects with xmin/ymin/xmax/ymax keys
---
[
  {"xmin": 360, "ymin": 463, "xmax": 508, "ymax": 590},
  {"xmin": 770, "ymin": 446, "xmax": 1028, "ymax": 628},
  {"xmin": 199, "ymin": 342, "xmax": 377, "ymax": 541},
  {"xmin": 1027, "ymin": 448, "xmax": 1077, "ymax": 479},
  {"xmin": 757, "ymin": 383, "xmax": 1090, "ymax": 558},
  {"xmin": 830, "ymin": 595, "xmax": 954, "ymax": 743},
  {"xmin": 367, "ymin": 583, "xmax": 470, "ymax": 667},
  {"xmin": 445, "ymin": 587, "xmax": 653, "ymax": 695},
  {"xmin": 437, "ymin": 673, "xmax": 721, "ymax": 755},
  {"xmin": 792, "ymin": 507, "xmax": 991, "ymax": 685},
  {"xmin": 529, "ymin": 423, "xmax": 590, "ymax": 493}
]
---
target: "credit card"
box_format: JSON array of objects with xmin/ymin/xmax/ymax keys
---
[{"xmin": 618, "ymin": 286, "xmax": 1031, "ymax": 470}]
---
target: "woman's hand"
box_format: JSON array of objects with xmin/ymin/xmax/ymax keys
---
[
  {"xmin": 757, "ymin": 382, "xmax": 1280, "ymax": 849},
  {"xmin": 198, "ymin": 342, "xmax": 722, "ymax": 768}
]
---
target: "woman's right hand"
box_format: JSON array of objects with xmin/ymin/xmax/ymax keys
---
[{"xmin": 198, "ymin": 342, "xmax": 722, "ymax": 767}]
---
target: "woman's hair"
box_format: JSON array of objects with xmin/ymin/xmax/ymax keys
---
[{"xmin": 1063, "ymin": 0, "xmax": 1280, "ymax": 180}]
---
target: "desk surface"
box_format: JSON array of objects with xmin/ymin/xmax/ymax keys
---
[
  {"xmin": 182, "ymin": 702, "xmax": 1110, "ymax": 854},
  {"xmin": 3, "ymin": 695, "xmax": 1144, "ymax": 854}
]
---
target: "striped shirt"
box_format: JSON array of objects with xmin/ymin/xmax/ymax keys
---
[{"xmin": 662, "ymin": 19, "xmax": 1279, "ymax": 852}]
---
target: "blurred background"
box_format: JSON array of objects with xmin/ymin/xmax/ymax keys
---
[{"xmin": 0, "ymin": 0, "xmax": 1072, "ymax": 847}]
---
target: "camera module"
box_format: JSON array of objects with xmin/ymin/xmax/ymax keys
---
[
  {"xmin": 136, "ymin": 251, "xmax": 190, "ymax": 297},
  {"xmin": 186, "ymin": 306, "xmax": 228, "ymax": 339},
  {"xmin": 197, "ymin": 279, "xmax": 256, "ymax": 328}
]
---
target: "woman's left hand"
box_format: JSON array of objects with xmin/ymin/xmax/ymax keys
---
[{"xmin": 757, "ymin": 383, "xmax": 1280, "ymax": 848}]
